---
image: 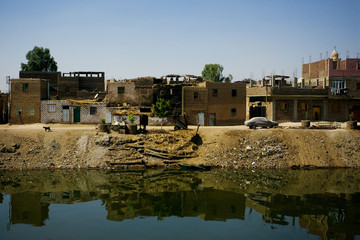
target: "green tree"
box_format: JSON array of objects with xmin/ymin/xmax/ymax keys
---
[
  {"xmin": 201, "ymin": 64, "xmax": 233, "ymax": 83},
  {"xmin": 152, "ymin": 98, "xmax": 172, "ymax": 128},
  {"xmin": 21, "ymin": 46, "xmax": 58, "ymax": 71}
]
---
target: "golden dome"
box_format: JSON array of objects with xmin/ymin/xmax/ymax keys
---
[{"xmin": 331, "ymin": 49, "xmax": 338, "ymax": 60}]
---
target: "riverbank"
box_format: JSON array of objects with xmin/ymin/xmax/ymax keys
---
[{"xmin": 0, "ymin": 123, "xmax": 359, "ymax": 170}]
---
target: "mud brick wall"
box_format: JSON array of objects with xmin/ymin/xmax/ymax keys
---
[
  {"xmin": 183, "ymin": 82, "xmax": 246, "ymax": 125},
  {"xmin": 10, "ymin": 78, "xmax": 48, "ymax": 124},
  {"xmin": 106, "ymin": 81, "xmax": 153, "ymax": 106}
]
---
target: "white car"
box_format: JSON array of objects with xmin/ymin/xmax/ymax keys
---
[{"xmin": 245, "ymin": 117, "xmax": 278, "ymax": 129}]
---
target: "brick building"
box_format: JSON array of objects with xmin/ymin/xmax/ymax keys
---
[
  {"xmin": 10, "ymin": 78, "xmax": 49, "ymax": 124},
  {"xmin": 106, "ymin": 75, "xmax": 202, "ymax": 112},
  {"xmin": 58, "ymin": 72, "xmax": 105, "ymax": 99},
  {"xmin": 182, "ymin": 81, "xmax": 246, "ymax": 125},
  {"xmin": 0, "ymin": 92, "xmax": 9, "ymax": 123},
  {"xmin": 246, "ymin": 49, "xmax": 360, "ymax": 122},
  {"xmin": 106, "ymin": 77, "xmax": 160, "ymax": 107},
  {"xmin": 19, "ymin": 71, "xmax": 61, "ymax": 97}
]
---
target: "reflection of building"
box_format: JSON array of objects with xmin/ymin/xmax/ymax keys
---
[
  {"xmin": 245, "ymin": 192, "xmax": 360, "ymax": 239},
  {"xmin": 105, "ymin": 189, "xmax": 246, "ymax": 222},
  {"xmin": 11, "ymin": 192, "xmax": 49, "ymax": 226}
]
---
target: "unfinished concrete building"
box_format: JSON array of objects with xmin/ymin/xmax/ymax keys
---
[
  {"xmin": 58, "ymin": 72, "xmax": 105, "ymax": 99},
  {"xmin": 182, "ymin": 81, "xmax": 246, "ymax": 126},
  {"xmin": 246, "ymin": 49, "xmax": 360, "ymax": 122},
  {"xmin": 19, "ymin": 71, "xmax": 61, "ymax": 97}
]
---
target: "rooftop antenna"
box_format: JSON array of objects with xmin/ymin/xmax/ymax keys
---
[
  {"xmin": 357, "ymin": 52, "xmax": 360, "ymax": 58},
  {"xmin": 309, "ymin": 55, "xmax": 312, "ymax": 63},
  {"xmin": 346, "ymin": 50, "xmax": 349, "ymax": 58},
  {"xmin": 326, "ymin": 51, "xmax": 328, "ymax": 59},
  {"xmin": 320, "ymin": 53, "xmax": 322, "ymax": 60}
]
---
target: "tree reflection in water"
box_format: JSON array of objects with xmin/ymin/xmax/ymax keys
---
[{"xmin": 0, "ymin": 169, "xmax": 360, "ymax": 239}]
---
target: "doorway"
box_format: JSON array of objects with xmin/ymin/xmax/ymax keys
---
[
  {"xmin": 209, "ymin": 113, "xmax": 216, "ymax": 126},
  {"xmin": 312, "ymin": 107, "xmax": 321, "ymax": 120},
  {"xmin": 74, "ymin": 106, "xmax": 81, "ymax": 123},
  {"xmin": 197, "ymin": 112, "xmax": 204, "ymax": 126},
  {"xmin": 62, "ymin": 106, "xmax": 70, "ymax": 122},
  {"xmin": 249, "ymin": 106, "xmax": 266, "ymax": 118}
]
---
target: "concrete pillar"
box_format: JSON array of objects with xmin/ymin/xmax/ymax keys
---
[
  {"xmin": 345, "ymin": 100, "xmax": 349, "ymax": 120},
  {"xmin": 293, "ymin": 99, "xmax": 298, "ymax": 121},
  {"xmin": 323, "ymin": 100, "xmax": 328, "ymax": 120},
  {"xmin": 293, "ymin": 77, "xmax": 298, "ymax": 87},
  {"xmin": 272, "ymin": 99, "xmax": 276, "ymax": 121}
]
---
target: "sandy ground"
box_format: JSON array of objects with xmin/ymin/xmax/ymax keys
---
[{"xmin": 0, "ymin": 122, "xmax": 360, "ymax": 170}]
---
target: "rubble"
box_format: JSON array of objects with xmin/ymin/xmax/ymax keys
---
[{"xmin": 0, "ymin": 125, "xmax": 360, "ymax": 170}]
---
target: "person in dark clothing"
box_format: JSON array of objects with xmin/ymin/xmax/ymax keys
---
[{"xmin": 139, "ymin": 114, "xmax": 149, "ymax": 133}]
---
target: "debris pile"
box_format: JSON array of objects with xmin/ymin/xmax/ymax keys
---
[
  {"xmin": 204, "ymin": 135, "xmax": 291, "ymax": 169},
  {"xmin": 102, "ymin": 130, "xmax": 200, "ymax": 168}
]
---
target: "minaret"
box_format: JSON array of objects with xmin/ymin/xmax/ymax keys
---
[{"xmin": 331, "ymin": 47, "xmax": 339, "ymax": 69}]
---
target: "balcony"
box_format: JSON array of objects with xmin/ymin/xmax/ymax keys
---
[{"xmin": 330, "ymin": 88, "xmax": 348, "ymax": 95}]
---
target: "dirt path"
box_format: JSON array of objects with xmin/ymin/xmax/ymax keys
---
[{"xmin": 0, "ymin": 123, "xmax": 359, "ymax": 170}]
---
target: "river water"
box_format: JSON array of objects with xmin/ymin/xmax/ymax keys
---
[{"xmin": 0, "ymin": 169, "xmax": 360, "ymax": 240}]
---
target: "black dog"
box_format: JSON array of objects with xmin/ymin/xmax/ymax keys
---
[{"xmin": 43, "ymin": 126, "xmax": 51, "ymax": 132}]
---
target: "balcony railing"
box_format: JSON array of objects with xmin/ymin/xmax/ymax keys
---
[{"xmin": 330, "ymin": 88, "xmax": 348, "ymax": 95}]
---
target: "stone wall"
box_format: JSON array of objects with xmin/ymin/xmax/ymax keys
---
[{"xmin": 41, "ymin": 100, "xmax": 107, "ymax": 124}]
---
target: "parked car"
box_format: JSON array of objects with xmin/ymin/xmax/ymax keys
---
[{"xmin": 244, "ymin": 117, "xmax": 278, "ymax": 129}]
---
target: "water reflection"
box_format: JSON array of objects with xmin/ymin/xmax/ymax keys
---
[{"xmin": 1, "ymin": 169, "xmax": 360, "ymax": 239}]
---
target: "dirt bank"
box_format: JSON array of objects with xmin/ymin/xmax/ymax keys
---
[{"xmin": 0, "ymin": 124, "xmax": 359, "ymax": 170}]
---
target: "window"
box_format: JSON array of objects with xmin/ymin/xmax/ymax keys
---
[
  {"xmin": 356, "ymin": 83, "xmax": 360, "ymax": 89},
  {"xmin": 332, "ymin": 80, "xmax": 346, "ymax": 89},
  {"xmin": 357, "ymin": 61, "xmax": 360, "ymax": 70},
  {"xmin": 194, "ymin": 92, "xmax": 198, "ymax": 99},
  {"xmin": 231, "ymin": 108, "xmax": 236, "ymax": 116},
  {"xmin": 331, "ymin": 80, "xmax": 347, "ymax": 94},
  {"xmin": 280, "ymin": 102, "xmax": 288, "ymax": 111},
  {"xmin": 28, "ymin": 107, "xmax": 34, "ymax": 116},
  {"xmin": 15, "ymin": 108, "xmax": 22, "ymax": 115},
  {"xmin": 212, "ymin": 89, "xmax": 218, "ymax": 97},
  {"xmin": 22, "ymin": 83, "xmax": 28, "ymax": 91},
  {"xmin": 332, "ymin": 103, "xmax": 340, "ymax": 113},
  {"xmin": 301, "ymin": 103, "xmax": 309, "ymax": 110},
  {"xmin": 118, "ymin": 87, "xmax": 125, "ymax": 94},
  {"xmin": 48, "ymin": 104, "xmax": 56, "ymax": 112},
  {"xmin": 65, "ymin": 87, "xmax": 70, "ymax": 93},
  {"xmin": 232, "ymin": 89, "xmax": 237, "ymax": 97},
  {"xmin": 90, "ymin": 107, "xmax": 97, "ymax": 115}
]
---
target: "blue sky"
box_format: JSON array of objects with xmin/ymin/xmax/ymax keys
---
[{"xmin": 0, "ymin": 0, "xmax": 359, "ymax": 92}]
